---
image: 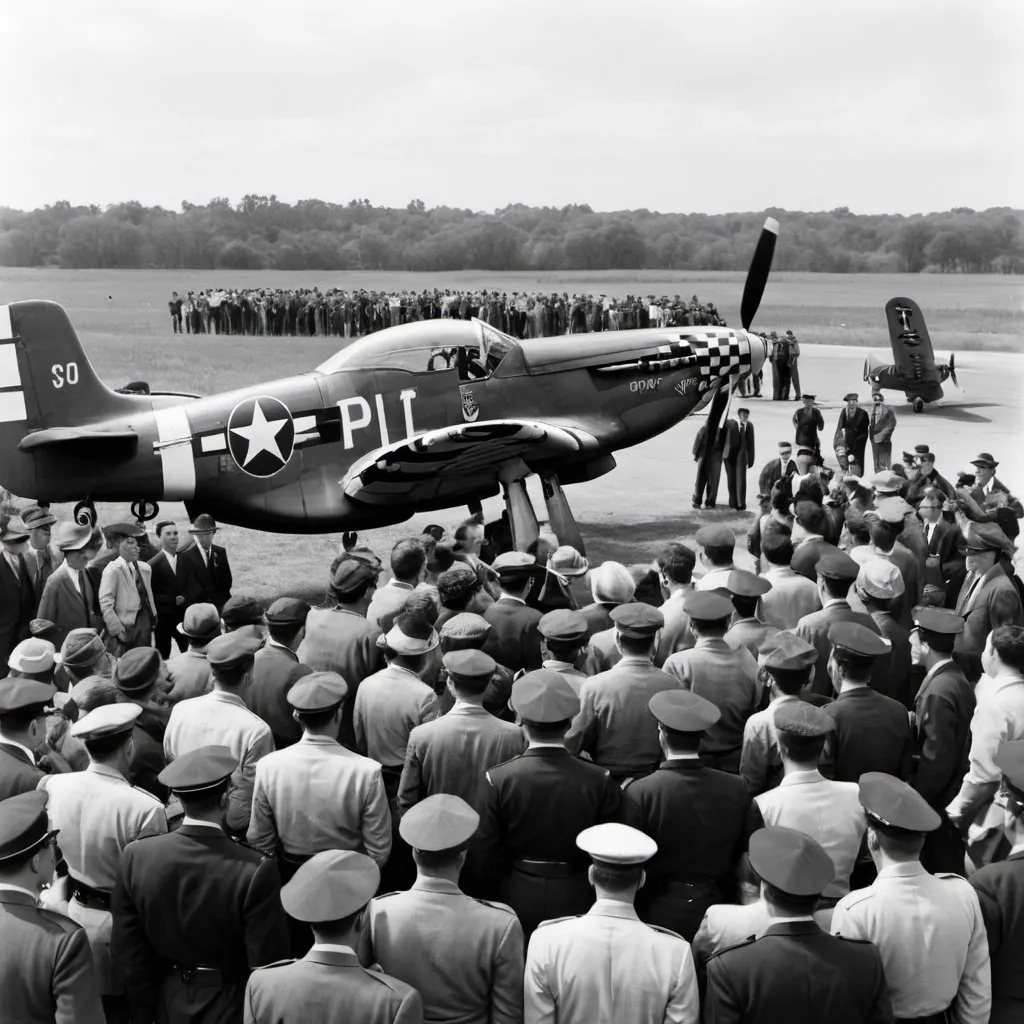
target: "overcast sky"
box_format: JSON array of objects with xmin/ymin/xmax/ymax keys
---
[{"xmin": 3, "ymin": 0, "xmax": 1020, "ymax": 215}]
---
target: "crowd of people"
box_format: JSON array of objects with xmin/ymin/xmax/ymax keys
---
[
  {"xmin": 0, "ymin": 433, "xmax": 1023, "ymax": 1023},
  {"xmin": 167, "ymin": 288, "xmax": 726, "ymax": 339}
]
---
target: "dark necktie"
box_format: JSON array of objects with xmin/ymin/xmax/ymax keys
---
[
  {"xmin": 133, "ymin": 564, "xmax": 153, "ymax": 616},
  {"xmin": 78, "ymin": 570, "xmax": 91, "ymax": 622},
  {"xmin": 871, "ymin": 407, "xmax": 878, "ymax": 431}
]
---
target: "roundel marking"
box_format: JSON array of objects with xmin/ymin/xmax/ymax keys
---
[{"xmin": 226, "ymin": 395, "xmax": 295, "ymax": 478}]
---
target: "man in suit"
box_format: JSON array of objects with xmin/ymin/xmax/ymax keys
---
[
  {"xmin": 97, "ymin": 522, "xmax": 157, "ymax": 656},
  {"xmin": 918, "ymin": 487, "xmax": 965, "ymax": 605},
  {"xmin": 524, "ymin": 822, "xmax": 700, "ymax": 1024},
  {"xmin": 111, "ymin": 746, "xmax": 290, "ymax": 1024},
  {"xmin": 792, "ymin": 395, "xmax": 824, "ymax": 461},
  {"xmin": 148, "ymin": 520, "xmax": 203, "ymax": 659},
  {"xmin": 832, "ymin": 774, "xmax": 991, "ymax": 1024},
  {"xmin": 834, "ymin": 392, "xmax": 870, "ymax": 477},
  {"xmin": 482, "ymin": 552, "xmax": 543, "ymax": 672},
  {"xmin": 758, "ymin": 442, "xmax": 798, "ymax": 500},
  {"xmin": 622, "ymin": 691, "xmax": 750, "ymax": 940},
  {"xmin": 692, "ymin": 419, "xmax": 726, "ymax": 509},
  {"xmin": 794, "ymin": 552, "xmax": 884, "ymax": 698},
  {"xmin": 852, "ymin": 560, "xmax": 913, "ymax": 707},
  {"xmin": 789, "ymin": 502, "xmax": 844, "ymax": 582},
  {"xmin": 818, "ymin": 622, "xmax": 912, "ymax": 783},
  {"xmin": 244, "ymin": 850, "xmax": 421, "ymax": 1024},
  {"xmin": 760, "ymin": 528, "xmax": 822, "ymax": 630},
  {"xmin": 22, "ymin": 505, "xmax": 62, "ymax": 606},
  {"xmin": 970, "ymin": 452, "xmax": 1024, "ymax": 518},
  {"xmin": 908, "ymin": 608, "xmax": 976, "ymax": 875},
  {"xmin": 246, "ymin": 598, "xmax": 313, "ymax": 749},
  {"xmin": 0, "ymin": 790, "xmax": 105, "ymax": 1024},
  {"xmin": 112, "ymin": 648, "xmax": 172, "ymax": 801},
  {"xmin": 478, "ymin": 670, "xmax": 621, "ymax": 937},
  {"xmin": 364, "ymin": 795, "xmax": 523, "ymax": 1024},
  {"xmin": 0, "ymin": 679, "xmax": 61, "ymax": 801},
  {"xmin": 37, "ymin": 523, "xmax": 103, "ymax": 649},
  {"xmin": 867, "ymin": 390, "xmax": 897, "ymax": 472},
  {"xmin": 181, "ymin": 514, "xmax": 232, "ymax": 613},
  {"xmin": 723, "ymin": 408, "xmax": 756, "ymax": 511},
  {"xmin": 704, "ymin": 826, "xmax": 891, "ymax": 1023},
  {"xmin": 164, "ymin": 602, "xmax": 221, "ymax": 704},
  {"xmin": 970, "ymin": 739, "xmax": 1024, "ymax": 1023},
  {"xmin": 0, "ymin": 518, "xmax": 37, "ymax": 674}
]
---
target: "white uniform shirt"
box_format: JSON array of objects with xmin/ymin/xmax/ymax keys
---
[
  {"xmin": 694, "ymin": 565, "xmax": 735, "ymax": 592},
  {"xmin": 832, "ymin": 862, "xmax": 991, "ymax": 1023},
  {"xmin": 760, "ymin": 566, "xmax": 821, "ymax": 630}
]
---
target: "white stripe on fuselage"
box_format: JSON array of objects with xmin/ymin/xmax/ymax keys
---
[
  {"xmin": 153, "ymin": 406, "xmax": 197, "ymax": 500},
  {"xmin": 0, "ymin": 391, "xmax": 26, "ymax": 423},
  {"xmin": 0, "ymin": 344, "xmax": 21, "ymax": 388},
  {"xmin": 0, "ymin": 306, "xmax": 12, "ymax": 342}
]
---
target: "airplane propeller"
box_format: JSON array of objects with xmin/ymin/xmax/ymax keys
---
[
  {"xmin": 698, "ymin": 217, "xmax": 779, "ymax": 480},
  {"xmin": 949, "ymin": 353, "xmax": 961, "ymax": 390}
]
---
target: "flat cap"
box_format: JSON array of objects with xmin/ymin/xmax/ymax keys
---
[
  {"xmin": 610, "ymin": 602, "xmax": 664, "ymax": 638},
  {"xmin": 177, "ymin": 603, "xmax": 221, "ymax": 641},
  {"xmin": 843, "ymin": 392, "xmax": 859, "ymax": 401},
  {"xmin": 965, "ymin": 521, "xmax": 1014, "ymax": 557},
  {"xmin": 994, "ymin": 739, "xmax": 1024, "ymax": 792},
  {"xmin": 8, "ymin": 638, "xmax": 56, "ymax": 675},
  {"xmin": 538, "ymin": 609, "xmax": 588, "ymax": 643},
  {"xmin": 437, "ymin": 565, "xmax": 480, "ymax": 604},
  {"xmin": 206, "ymin": 631, "xmax": 262, "ymax": 670},
  {"xmin": 509, "ymin": 669, "xmax": 580, "ymax": 723},
  {"xmin": 28, "ymin": 619, "xmax": 59, "ymax": 643},
  {"xmin": 911, "ymin": 607, "xmax": 964, "ymax": 635},
  {"xmin": 69, "ymin": 702, "xmax": 141, "ymax": 741},
  {"xmin": 695, "ymin": 524, "xmax": 735, "ymax": 549},
  {"xmin": 0, "ymin": 678, "xmax": 56, "ymax": 716},
  {"xmin": 680, "ymin": 590, "xmax": 734, "ymax": 622},
  {"xmin": 158, "ymin": 745, "xmax": 237, "ymax": 794},
  {"xmin": 491, "ymin": 551, "xmax": 535, "ymax": 578},
  {"xmin": 871, "ymin": 471, "xmax": 903, "ymax": 495},
  {"xmin": 576, "ymin": 822, "xmax": 657, "ymax": 866},
  {"xmin": 970, "ymin": 452, "xmax": 998, "ymax": 468},
  {"xmin": 0, "ymin": 792, "xmax": 51, "ymax": 863},
  {"xmin": 55, "ymin": 523, "xmax": 93, "ymax": 552},
  {"xmin": 331, "ymin": 558, "xmax": 379, "ymax": 595},
  {"xmin": 113, "ymin": 647, "xmax": 162, "ymax": 695},
  {"xmin": 287, "ymin": 671, "xmax": 348, "ymax": 713},
  {"xmin": 777, "ymin": 441, "xmax": 793, "ymax": 450},
  {"xmin": 762, "ymin": 632, "xmax": 818, "ymax": 671},
  {"xmin": 858, "ymin": 772, "xmax": 940, "ymax": 832},
  {"xmin": 815, "ymin": 552, "xmax": 860, "ymax": 581},
  {"xmin": 857, "ymin": 560, "xmax": 905, "ymax": 601},
  {"xmin": 443, "ymin": 649, "xmax": 495, "ymax": 680},
  {"xmin": 774, "ymin": 701, "xmax": 832, "ymax": 738},
  {"xmin": 381, "ymin": 614, "xmax": 438, "ymax": 655},
  {"xmin": 58, "ymin": 629, "xmax": 105, "ymax": 668},
  {"xmin": 221, "ymin": 595, "xmax": 264, "ymax": 629},
  {"xmin": 21, "ymin": 505, "xmax": 57, "ymax": 530},
  {"xmin": 872, "ymin": 497, "xmax": 913, "ymax": 525},
  {"xmin": 399, "ymin": 793, "xmax": 479, "ymax": 851},
  {"xmin": 281, "ymin": 850, "xmax": 379, "ymax": 923},
  {"xmin": 725, "ymin": 569, "xmax": 771, "ymax": 598},
  {"xmin": 649, "ymin": 690, "xmax": 720, "ymax": 732},
  {"xmin": 590, "ymin": 561, "xmax": 636, "ymax": 604},
  {"xmin": 549, "ymin": 545, "xmax": 589, "ymax": 578},
  {"xmin": 439, "ymin": 612, "xmax": 491, "ymax": 642},
  {"xmin": 105, "ymin": 522, "xmax": 145, "ymax": 539},
  {"xmin": 748, "ymin": 827, "xmax": 834, "ymax": 896},
  {"xmin": 265, "ymin": 598, "xmax": 310, "ymax": 627},
  {"xmin": 914, "ymin": 444, "xmax": 931, "ymax": 456},
  {"xmin": 828, "ymin": 621, "xmax": 891, "ymax": 657}
]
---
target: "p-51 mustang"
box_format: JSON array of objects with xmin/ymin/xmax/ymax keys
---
[
  {"xmin": 863, "ymin": 297, "xmax": 961, "ymax": 412},
  {"xmin": 0, "ymin": 221, "xmax": 776, "ymax": 551}
]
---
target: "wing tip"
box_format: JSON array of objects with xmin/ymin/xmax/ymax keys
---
[{"xmin": 763, "ymin": 217, "xmax": 780, "ymax": 235}]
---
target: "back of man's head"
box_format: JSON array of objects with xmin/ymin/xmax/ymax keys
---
[
  {"xmin": 390, "ymin": 539, "xmax": 427, "ymax": 584},
  {"xmin": 992, "ymin": 625, "xmax": 1024, "ymax": 673}
]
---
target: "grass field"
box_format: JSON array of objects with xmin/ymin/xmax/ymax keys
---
[{"xmin": 0, "ymin": 268, "xmax": 1021, "ymax": 606}]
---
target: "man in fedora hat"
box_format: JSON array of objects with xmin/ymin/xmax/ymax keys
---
[
  {"xmin": 164, "ymin": 603, "xmax": 221, "ymax": 704},
  {"xmin": 21, "ymin": 505, "xmax": 62, "ymax": 605},
  {"xmin": 969, "ymin": 452, "xmax": 1023, "ymax": 517},
  {"xmin": 37, "ymin": 523, "xmax": 104, "ymax": 650},
  {"xmin": 181, "ymin": 514, "xmax": 233, "ymax": 613},
  {"xmin": 148, "ymin": 520, "xmax": 204, "ymax": 660},
  {"xmin": 97, "ymin": 523, "xmax": 158, "ymax": 656},
  {"xmin": 0, "ymin": 517, "xmax": 36, "ymax": 673}
]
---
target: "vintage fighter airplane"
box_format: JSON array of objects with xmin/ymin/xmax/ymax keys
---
[
  {"xmin": 0, "ymin": 220, "xmax": 776, "ymax": 551},
  {"xmin": 863, "ymin": 296, "xmax": 960, "ymax": 412}
]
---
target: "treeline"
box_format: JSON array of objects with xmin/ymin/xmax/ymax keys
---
[{"xmin": 0, "ymin": 197, "xmax": 1021, "ymax": 274}]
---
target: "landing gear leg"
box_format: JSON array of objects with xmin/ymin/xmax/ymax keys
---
[
  {"xmin": 539, "ymin": 471, "xmax": 586, "ymax": 556},
  {"xmin": 913, "ymin": 397, "xmax": 924, "ymax": 413},
  {"xmin": 131, "ymin": 500, "xmax": 160, "ymax": 523},
  {"xmin": 73, "ymin": 501, "xmax": 97, "ymax": 528},
  {"xmin": 499, "ymin": 459, "xmax": 540, "ymax": 553}
]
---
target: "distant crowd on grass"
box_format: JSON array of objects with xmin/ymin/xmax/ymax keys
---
[{"xmin": 166, "ymin": 288, "xmax": 727, "ymax": 339}]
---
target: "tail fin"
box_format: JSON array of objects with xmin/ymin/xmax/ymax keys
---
[{"xmin": 1, "ymin": 301, "xmax": 136, "ymax": 430}]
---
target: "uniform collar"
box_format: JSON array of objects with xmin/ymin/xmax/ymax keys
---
[
  {"xmin": 823, "ymin": 598, "xmax": 849, "ymax": 610},
  {"xmin": 412, "ymin": 876, "xmax": 463, "ymax": 895},
  {"xmin": 86, "ymin": 762, "xmax": 129, "ymax": 782},
  {"xmin": 0, "ymin": 884, "xmax": 38, "ymax": 905},
  {"xmin": 449, "ymin": 700, "xmax": 489, "ymax": 716},
  {"xmin": 694, "ymin": 637, "xmax": 730, "ymax": 651},
  {"xmin": 527, "ymin": 741, "xmax": 567, "ymax": 751},
  {"xmin": 588, "ymin": 898, "xmax": 640, "ymax": 921},
  {"xmin": 266, "ymin": 639, "xmax": 297, "ymax": 659},
  {"xmin": 208, "ymin": 689, "xmax": 247, "ymax": 707},
  {"xmin": 0, "ymin": 736, "xmax": 36, "ymax": 765},
  {"xmin": 764, "ymin": 918, "xmax": 819, "ymax": 935},
  {"xmin": 780, "ymin": 768, "xmax": 824, "ymax": 786},
  {"xmin": 305, "ymin": 946, "xmax": 360, "ymax": 967},
  {"xmin": 180, "ymin": 817, "xmax": 225, "ymax": 835},
  {"xmin": 384, "ymin": 580, "xmax": 414, "ymax": 592},
  {"xmin": 921, "ymin": 658, "xmax": 954, "ymax": 685},
  {"xmin": 876, "ymin": 861, "xmax": 926, "ymax": 879},
  {"xmin": 299, "ymin": 733, "xmax": 342, "ymax": 747},
  {"xmin": 498, "ymin": 593, "xmax": 526, "ymax": 606}
]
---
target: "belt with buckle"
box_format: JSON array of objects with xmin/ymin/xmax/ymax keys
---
[{"xmin": 69, "ymin": 878, "xmax": 112, "ymax": 911}]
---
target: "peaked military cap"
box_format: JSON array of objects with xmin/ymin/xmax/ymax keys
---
[
  {"xmin": 610, "ymin": 602, "xmax": 664, "ymax": 638},
  {"xmin": 158, "ymin": 745, "xmax": 237, "ymax": 794},
  {"xmin": 970, "ymin": 452, "xmax": 998, "ymax": 468},
  {"xmin": 774, "ymin": 702, "xmax": 831, "ymax": 738},
  {"xmin": 0, "ymin": 792, "xmax": 52, "ymax": 863},
  {"xmin": 814, "ymin": 552, "xmax": 860, "ymax": 581},
  {"xmin": 761, "ymin": 632, "xmax": 818, "ymax": 671},
  {"xmin": 206, "ymin": 631, "xmax": 262, "ymax": 670},
  {"xmin": 911, "ymin": 607, "xmax": 964, "ymax": 635},
  {"xmin": 680, "ymin": 590, "xmax": 734, "ymax": 622},
  {"xmin": 69, "ymin": 702, "xmax": 141, "ymax": 741},
  {"xmin": 748, "ymin": 826, "xmax": 834, "ymax": 896},
  {"xmin": 725, "ymin": 569, "xmax": 772, "ymax": 598},
  {"xmin": 443, "ymin": 649, "xmax": 495, "ymax": 680},
  {"xmin": 576, "ymin": 822, "xmax": 657, "ymax": 866},
  {"xmin": 510, "ymin": 669, "xmax": 579, "ymax": 723},
  {"xmin": 0, "ymin": 678, "xmax": 56, "ymax": 716},
  {"xmin": 828, "ymin": 621, "xmax": 891, "ymax": 658},
  {"xmin": 399, "ymin": 793, "xmax": 479, "ymax": 851},
  {"xmin": 491, "ymin": 551, "xmax": 535, "ymax": 579},
  {"xmin": 288, "ymin": 672, "xmax": 348, "ymax": 713},
  {"xmin": 843, "ymin": 392, "xmax": 859, "ymax": 401},
  {"xmin": 858, "ymin": 772, "xmax": 940, "ymax": 832},
  {"xmin": 282, "ymin": 851, "xmax": 379, "ymax": 924},
  {"xmin": 649, "ymin": 690, "xmax": 720, "ymax": 732},
  {"xmin": 538, "ymin": 609, "xmax": 588, "ymax": 643}
]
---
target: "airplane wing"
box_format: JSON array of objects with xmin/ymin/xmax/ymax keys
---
[
  {"xmin": 341, "ymin": 419, "xmax": 599, "ymax": 506},
  {"xmin": 884, "ymin": 297, "xmax": 939, "ymax": 384}
]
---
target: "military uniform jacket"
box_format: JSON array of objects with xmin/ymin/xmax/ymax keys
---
[
  {"xmin": 0, "ymin": 739, "xmax": 45, "ymax": 801},
  {"xmin": 524, "ymin": 899, "xmax": 700, "ymax": 1024},
  {"xmin": 247, "ymin": 733, "xmax": 391, "ymax": 865},
  {"xmin": 832, "ymin": 863, "xmax": 991, "ymax": 1023},
  {"xmin": 244, "ymin": 947, "xmax": 422, "ymax": 1024},
  {"xmin": 565, "ymin": 657, "xmax": 681, "ymax": 775},
  {"xmin": 969, "ymin": 850, "xmax": 1024, "ymax": 1012},
  {"xmin": 911, "ymin": 659, "xmax": 976, "ymax": 810},
  {"xmin": 794, "ymin": 600, "xmax": 885, "ymax": 697},
  {"xmin": 869, "ymin": 610, "xmax": 914, "ymax": 707},
  {"xmin": 704, "ymin": 920, "xmax": 892, "ymax": 1024},
  {"xmin": 353, "ymin": 664, "xmax": 440, "ymax": 767},
  {"xmin": 482, "ymin": 597, "xmax": 543, "ymax": 673},
  {"xmin": 165, "ymin": 647, "xmax": 213, "ymax": 704},
  {"xmin": 691, "ymin": 899, "xmax": 834, "ymax": 962},
  {"xmin": 622, "ymin": 758, "xmax": 751, "ymax": 890},
  {"xmin": 0, "ymin": 887, "xmax": 105, "ymax": 1024},
  {"xmin": 723, "ymin": 618, "xmax": 780, "ymax": 661},
  {"xmin": 397, "ymin": 703, "xmax": 524, "ymax": 815},
  {"xmin": 366, "ymin": 877, "xmax": 523, "ymax": 1024},
  {"xmin": 819, "ymin": 687, "xmax": 912, "ymax": 783},
  {"xmin": 246, "ymin": 641, "xmax": 313, "ymax": 749},
  {"xmin": 111, "ymin": 823, "xmax": 290, "ymax": 1024}
]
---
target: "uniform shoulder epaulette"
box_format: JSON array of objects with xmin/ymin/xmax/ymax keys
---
[
  {"xmin": 253, "ymin": 958, "xmax": 296, "ymax": 971},
  {"xmin": 837, "ymin": 888, "xmax": 876, "ymax": 911},
  {"xmin": 471, "ymin": 896, "xmax": 517, "ymax": 916},
  {"xmin": 936, "ymin": 871, "xmax": 968, "ymax": 881},
  {"xmin": 487, "ymin": 753, "xmax": 524, "ymax": 775},
  {"xmin": 706, "ymin": 934, "xmax": 757, "ymax": 960},
  {"xmin": 535, "ymin": 915, "xmax": 579, "ymax": 929},
  {"xmin": 373, "ymin": 890, "xmax": 402, "ymax": 900},
  {"xmin": 646, "ymin": 923, "xmax": 684, "ymax": 940},
  {"xmin": 132, "ymin": 785, "xmax": 164, "ymax": 805},
  {"xmin": 836, "ymin": 934, "xmax": 873, "ymax": 944}
]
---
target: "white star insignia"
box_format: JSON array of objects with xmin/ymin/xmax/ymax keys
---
[{"xmin": 230, "ymin": 400, "xmax": 290, "ymax": 467}]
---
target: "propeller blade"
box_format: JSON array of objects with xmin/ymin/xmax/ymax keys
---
[
  {"xmin": 949, "ymin": 354, "xmax": 960, "ymax": 390},
  {"xmin": 740, "ymin": 217, "xmax": 779, "ymax": 331}
]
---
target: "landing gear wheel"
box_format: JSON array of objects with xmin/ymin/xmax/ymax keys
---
[
  {"xmin": 913, "ymin": 398, "xmax": 924, "ymax": 413},
  {"xmin": 73, "ymin": 501, "xmax": 97, "ymax": 528},
  {"xmin": 131, "ymin": 500, "xmax": 160, "ymax": 523}
]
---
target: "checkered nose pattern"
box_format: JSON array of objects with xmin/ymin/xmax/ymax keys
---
[{"xmin": 689, "ymin": 332, "xmax": 754, "ymax": 379}]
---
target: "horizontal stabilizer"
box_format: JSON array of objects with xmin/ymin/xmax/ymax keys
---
[{"xmin": 18, "ymin": 426, "xmax": 139, "ymax": 453}]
